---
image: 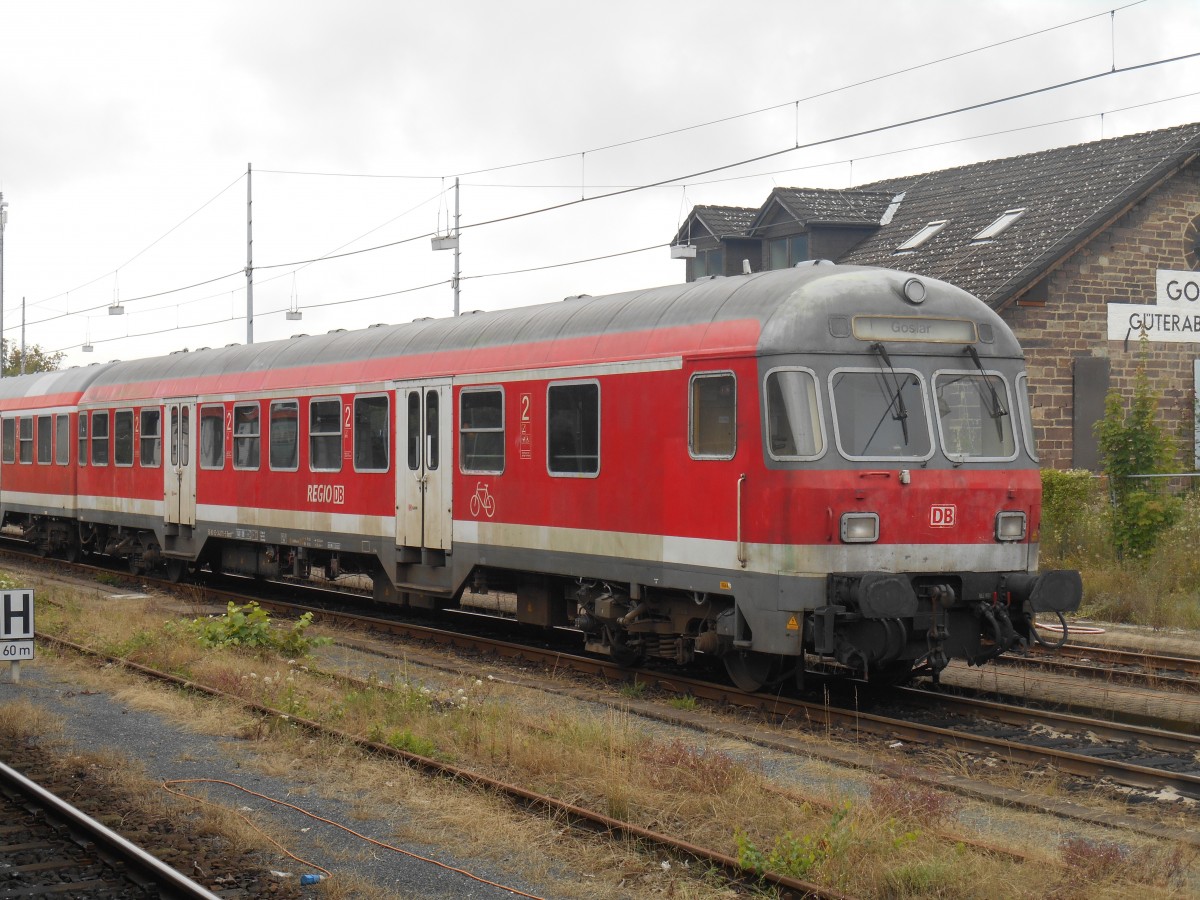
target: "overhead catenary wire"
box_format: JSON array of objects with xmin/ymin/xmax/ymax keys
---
[
  {"xmin": 12, "ymin": 0, "xmax": 1170, "ymax": 327},
  {"xmin": 39, "ymin": 72, "xmax": 1200, "ymax": 356},
  {"xmin": 20, "ymin": 47, "xmax": 1200, "ymax": 352}
]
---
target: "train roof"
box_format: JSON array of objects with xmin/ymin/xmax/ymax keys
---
[
  {"xmin": 0, "ymin": 362, "xmax": 116, "ymax": 407},
  {"xmin": 69, "ymin": 265, "xmax": 1020, "ymax": 402}
]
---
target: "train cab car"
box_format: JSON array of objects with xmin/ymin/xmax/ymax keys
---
[{"xmin": 0, "ymin": 263, "xmax": 1081, "ymax": 691}]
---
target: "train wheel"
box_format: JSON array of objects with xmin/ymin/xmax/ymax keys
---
[
  {"xmin": 723, "ymin": 650, "xmax": 777, "ymax": 692},
  {"xmin": 165, "ymin": 559, "xmax": 188, "ymax": 584}
]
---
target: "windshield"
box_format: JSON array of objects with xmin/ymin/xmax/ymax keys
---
[
  {"xmin": 934, "ymin": 370, "xmax": 1017, "ymax": 460},
  {"xmin": 830, "ymin": 369, "xmax": 932, "ymax": 459}
]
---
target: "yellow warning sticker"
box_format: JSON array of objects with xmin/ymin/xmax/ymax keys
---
[{"xmin": 786, "ymin": 615, "xmax": 800, "ymax": 631}]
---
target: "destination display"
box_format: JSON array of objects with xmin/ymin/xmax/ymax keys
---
[{"xmin": 852, "ymin": 316, "xmax": 977, "ymax": 343}]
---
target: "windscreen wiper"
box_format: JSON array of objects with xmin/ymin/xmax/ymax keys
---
[
  {"xmin": 964, "ymin": 345, "xmax": 1008, "ymax": 438},
  {"xmin": 871, "ymin": 342, "xmax": 910, "ymax": 445}
]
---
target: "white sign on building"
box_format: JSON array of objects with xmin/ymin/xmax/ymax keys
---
[
  {"xmin": 1107, "ymin": 304, "xmax": 1200, "ymax": 343},
  {"xmin": 1157, "ymin": 269, "xmax": 1200, "ymax": 307}
]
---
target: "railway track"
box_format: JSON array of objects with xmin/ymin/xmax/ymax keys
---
[
  {"xmin": 994, "ymin": 641, "xmax": 1200, "ymax": 693},
  {"xmin": 0, "ymin": 759, "xmax": 222, "ymax": 899},
  {"xmin": 9, "ymin": 548, "xmax": 1200, "ymax": 815},
  {"xmin": 225, "ymin": 592, "xmax": 1200, "ymax": 805}
]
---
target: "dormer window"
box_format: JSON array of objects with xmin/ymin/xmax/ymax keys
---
[
  {"xmin": 973, "ymin": 208, "xmax": 1026, "ymax": 241},
  {"xmin": 895, "ymin": 220, "xmax": 947, "ymax": 252}
]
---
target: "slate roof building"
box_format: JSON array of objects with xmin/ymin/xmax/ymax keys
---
[{"xmin": 672, "ymin": 123, "xmax": 1200, "ymax": 470}]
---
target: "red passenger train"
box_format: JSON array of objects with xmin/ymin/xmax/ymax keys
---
[{"xmin": 0, "ymin": 264, "xmax": 1081, "ymax": 689}]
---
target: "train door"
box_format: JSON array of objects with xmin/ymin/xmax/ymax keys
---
[
  {"xmin": 395, "ymin": 380, "xmax": 453, "ymax": 558},
  {"xmin": 164, "ymin": 398, "xmax": 196, "ymax": 527}
]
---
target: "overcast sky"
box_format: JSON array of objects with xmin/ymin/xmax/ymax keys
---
[{"xmin": 1, "ymin": 0, "xmax": 1197, "ymax": 369}]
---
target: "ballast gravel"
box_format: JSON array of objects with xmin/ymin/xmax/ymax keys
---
[{"xmin": 0, "ymin": 661, "xmax": 552, "ymax": 900}]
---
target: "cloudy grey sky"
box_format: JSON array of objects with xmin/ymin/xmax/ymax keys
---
[{"xmin": 1, "ymin": 0, "xmax": 1197, "ymax": 368}]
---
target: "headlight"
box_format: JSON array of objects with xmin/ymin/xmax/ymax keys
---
[
  {"xmin": 995, "ymin": 511, "xmax": 1027, "ymax": 542},
  {"xmin": 841, "ymin": 512, "xmax": 880, "ymax": 543}
]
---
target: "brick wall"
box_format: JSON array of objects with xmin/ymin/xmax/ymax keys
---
[{"xmin": 1006, "ymin": 159, "xmax": 1200, "ymax": 470}]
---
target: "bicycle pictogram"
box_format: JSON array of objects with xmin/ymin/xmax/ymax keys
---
[{"xmin": 469, "ymin": 482, "xmax": 496, "ymax": 518}]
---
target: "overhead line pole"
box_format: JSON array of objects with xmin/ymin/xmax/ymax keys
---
[
  {"xmin": 453, "ymin": 176, "xmax": 460, "ymax": 317},
  {"xmin": 246, "ymin": 163, "xmax": 254, "ymax": 344},
  {"xmin": 0, "ymin": 192, "xmax": 7, "ymax": 376}
]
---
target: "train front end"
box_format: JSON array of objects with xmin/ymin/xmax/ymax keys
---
[{"xmin": 746, "ymin": 266, "xmax": 1082, "ymax": 685}]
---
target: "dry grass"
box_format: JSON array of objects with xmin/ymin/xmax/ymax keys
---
[{"xmin": 14, "ymin": 571, "xmax": 1200, "ymax": 898}]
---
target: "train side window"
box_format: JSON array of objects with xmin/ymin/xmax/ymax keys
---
[
  {"xmin": 114, "ymin": 410, "xmax": 134, "ymax": 466},
  {"xmin": 309, "ymin": 399, "xmax": 342, "ymax": 472},
  {"xmin": 547, "ymin": 381, "xmax": 599, "ymax": 476},
  {"xmin": 765, "ymin": 368, "xmax": 826, "ymax": 460},
  {"xmin": 269, "ymin": 400, "xmax": 299, "ymax": 471},
  {"xmin": 141, "ymin": 409, "xmax": 162, "ymax": 467},
  {"xmin": 1016, "ymin": 373, "xmax": 1040, "ymax": 463},
  {"xmin": 199, "ymin": 405, "xmax": 223, "ymax": 469},
  {"xmin": 78, "ymin": 415, "xmax": 87, "ymax": 467},
  {"xmin": 460, "ymin": 387, "xmax": 504, "ymax": 474},
  {"xmin": 36, "ymin": 415, "xmax": 52, "ymax": 464},
  {"xmin": 689, "ymin": 373, "xmax": 736, "ymax": 459},
  {"xmin": 55, "ymin": 414, "xmax": 69, "ymax": 465},
  {"xmin": 91, "ymin": 411, "xmax": 110, "ymax": 466},
  {"xmin": 354, "ymin": 394, "xmax": 389, "ymax": 472},
  {"xmin": 2, "ymin": 418, "xmax": 14, "ymax": 464},
  {"xmin": 18, "ymin": 417, "xmax": 32, "ymax": 463},
  {"xmin": 406, "ymin": 391, "xmax": 421, "ymax": 471},
  {"xmin": 233, "ymin": 403, "xmax": 261, "ymax": 470}
]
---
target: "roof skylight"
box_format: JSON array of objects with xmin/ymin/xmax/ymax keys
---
[
  {"xmin": 973, "ymin": 208, "xmax": 1026, "ymax": 241},
  {"xmin": 895, "ymin": 220, "xmax": 947, "ymax": 252}
]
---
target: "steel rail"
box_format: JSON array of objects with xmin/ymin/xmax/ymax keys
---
[{"xmin": 0, "ymin": 760, "xmax": 224, "ymax": 900}]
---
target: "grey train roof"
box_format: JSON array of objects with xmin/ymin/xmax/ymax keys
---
[
  {"xmin": 0, "ymin": 362, "xmax": 116, "ymax": 403},
  {"xmin": 69, "ymin": 265, "xmax": 1020, "ymax": 396}
]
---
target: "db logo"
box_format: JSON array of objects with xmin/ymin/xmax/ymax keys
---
[{"xmin": 930, "ymin": 504, "xmax": 957, "ymax": 527}]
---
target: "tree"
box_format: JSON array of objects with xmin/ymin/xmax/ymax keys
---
[
  {"xmin": 1, "ymin": 339, "xmax": 64, "ymax": 377},
  {"xmin": 1094, "ymin": 340, "xmax": 1179, "ymax": 559}
]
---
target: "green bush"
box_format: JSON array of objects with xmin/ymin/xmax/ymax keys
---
[{"xmin": 190, "ymin": 601, "xmax": 327, "ymax": 656}]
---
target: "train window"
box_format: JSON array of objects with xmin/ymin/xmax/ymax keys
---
[
  {"xmin": 933, "ymin": 370, "xmax": 1017, "ymax": 462},
  {"xmin": 460, "ymin": 388, "xmax": 504, "ymax": 474},
  {"xmin": 425, "ymin": 390, "xmax": 439, "ymax": 471},
  {"xmin": 233, "ymin": 403, "xmax": 261, "ymax": 470},
  {"xmin": 2, "ymin": 419, "xmax": 14, "ymax": 464},
  {"xmin": 309, "ymin": 399, "xmax": 342, "ymax": 472},
  {"xmin": 1016, "ymin": 374, "xmax": 1040, "ymax": 463},
  {"xmin": 405, "ymin": 391, "xmax": 421, "ymax": 471},
  {"xmin": 56, "ymin": 414, "xmax": 69, "ymax": 465},
  {"xmin": 354, "ymin": 395, "xmax": 389, "ymax": 472},
  {"xmin": 114, "ymin": 410, "xmax": 134, "ymax": 466},
  {"xmin": 141, "ymin": 409, "xmax": 162, "ymax": 467},
  {"xmin": 170, "ymin": 406, "xmax": 190, "ymax": 467},
  {"xmin": 830, "ymin": 368, "xmax": 933, "ymax": 461},
  {"xmin": 78, "ymin": 414, "xmax": 87, "ymax": 467},
  {"xmin": 91, "ymin": 411, "xmax": 110, "ymax": 466},
  {"xmin": 37, "ymin": 415, "xmax": 52, "ymax": 464},
  {"xmin": 199, "ymin": 406, "xmax": 223, "ymax": 469},
  {"xmin": 18, "ymin": 417, "xmax": 32, "ymax": 463},
  {"xmin": 689, "ymin": 373, "xmax": 736, "ymax": 459},
  {"xmin": 548, "ymin": 381, "xmax": 599, "ymax": 476},
  {"xmin": 269, "ymin": 400, "xmax": 299, "ymax": 471},
  {"xmin": 765, "ymin": 368, "xmax": 826, "ymax": 460}
]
